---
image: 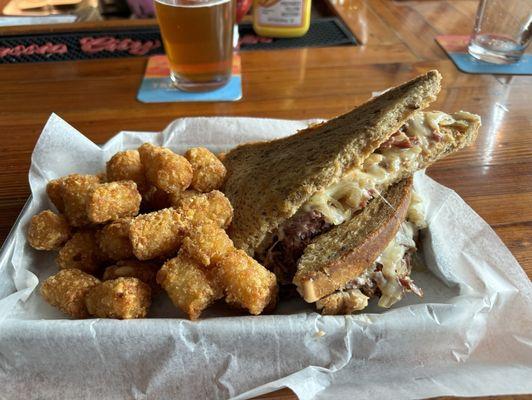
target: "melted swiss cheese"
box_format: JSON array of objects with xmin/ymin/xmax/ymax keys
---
[{"xmin": 304, "ymin": 111, "xmax": 476, "ymax": 225}]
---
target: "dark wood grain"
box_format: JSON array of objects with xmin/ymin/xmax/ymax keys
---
[{"xmin": 0, "ymin": 1, "xmax": 530, "ymax": 399}]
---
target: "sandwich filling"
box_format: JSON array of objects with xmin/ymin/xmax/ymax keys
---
[
  {"xmin": 260, "ymin": 110, "xmax": 475, "ymax": 284},
  {"xmin": 317, "ymin": 193, "xmax": 426, "ymax": 314},
  {"xmin": 304, "ymin": 110, "xmax": 475, "ymax": 225}
]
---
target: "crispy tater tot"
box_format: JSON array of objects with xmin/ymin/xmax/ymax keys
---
[
  {"xmin": 27, "ymin": 210, "xmax": 71, "ymax": 250},
  {"xmin": 181, "ymin": 224, "xmax": 233, "ymax": 267},
  {"xmin": 138, "ymin": 142, "xmax": 169, "ymax": 165},
  {"xmin": 97, "ymin": 218, "xmax": 133, "ymax": 260},
  {"xmin": 141, "ymin": 185, "xmax": 172, "ymax": 211},
  {"xmin": 129, "ymin": 208, "xmax": 185, "ymax": 260},
  {"xmin": 103, "ymin": 259, "xmax": 159, "ymax": 290},
  {"xmin": 263, "ymin": 287, "xmax": 279, "ymax": 314},
  {"xmin": 140, "ymin": 144, "xmax": 193, "ymax": 195},
  {"xmin": 96, "ymin": 172, "xmax": 107, "ymax": 182},
  {"xmin": 106, "ymin": 150, "xmax": 147, "ymax": 193},
  {"xmin": 184, "ymin": 147, "xmax": 227, "ymax": 192},
  {"xmin": 157, "ymin": 252, "xmax": 222, "ymax": 320},
  {"xmin": 60, "ymin": 174, "xmax": 100, "ymax": 227},
  {"xmin": 40, "ymin": 269, "xmax": 100, "ymax": 318},
  {"xmin": 85, "ymin": 277, "xmax": 151, "ymax": 319},
  {"xmin": 57, "ymin": 231, "xmax": 102, "ymax": 275},
  {"xmin": 46, "ymin": 178, "xmax": 66, "ymax": 212},
  {"xmin": 87, "ymin": 180, "xmax": 141, "ymax": 224},
  {"xmin": 215, "ymin": 249, "xmax": 277, "ymax": 315},
  {"xmin": 168, "ymin": 189, "xmax": 199, "ymax": 206},
  {"xmin": 173, "ymin": 190, "xmax": 233, "ymax": 229}
]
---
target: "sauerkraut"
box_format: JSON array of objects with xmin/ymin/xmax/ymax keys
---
[
  {"xmin": 367, "ymin": 193, "xmax": 425, "ymax": 308},
  {"xmin": 374, "ymin": 221, "xmax": 416, "ymax": 308}
]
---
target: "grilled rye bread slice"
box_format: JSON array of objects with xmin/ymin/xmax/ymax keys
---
[
  {"xmin": 293, "ymin": 178, "xmax": 413, "ymax": 303},
  {"xmin": 223, "ymin": 71, "xmax": 442, "ymax": 254}
]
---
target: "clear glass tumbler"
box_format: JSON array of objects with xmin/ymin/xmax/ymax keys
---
[
  {"xmin": 468, "ymin": 0, "xmax": 532, "ymax": 64},
  {"xmin": 154, "ymin": 0, "xmax": 234, "ymax": 92}
]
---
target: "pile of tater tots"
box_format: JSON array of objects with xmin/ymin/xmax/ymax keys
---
[{"xmin": 28, "ymin": 144, "xmax": 277, "ymax": 320}]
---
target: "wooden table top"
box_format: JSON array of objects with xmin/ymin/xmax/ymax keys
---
[{"xmin": 0, "ymin": 1, "xmax": 530, "ymax": 399}]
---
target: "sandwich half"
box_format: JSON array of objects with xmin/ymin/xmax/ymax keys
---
[
  {"xmin": 222, "ymin": 70, "xmax": 480, "ymax": 311},
  {"xmin": 302, "ymin": 177, "xmax": 425, "ymax": 312}
]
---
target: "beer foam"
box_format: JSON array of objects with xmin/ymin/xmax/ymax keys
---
[{"xmin": 155, "ymin": 0, "xmax": 230, "ymax": 7}]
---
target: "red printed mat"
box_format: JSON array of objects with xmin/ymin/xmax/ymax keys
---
[{"xmin": 0, "ymin": 28, "xmax": 164, "ymax": 64}]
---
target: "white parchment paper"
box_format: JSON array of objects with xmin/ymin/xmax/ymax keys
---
[{"xmin": 0, "ymin": 114, "xmax": 531, "ymax": 400}]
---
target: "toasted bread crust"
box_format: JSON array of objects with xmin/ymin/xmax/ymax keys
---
[
  {"xmin": 223, "ymin": 71, "xmax": 442, "ymax": 254},
  {"xmin": 293, "ymin": 178, "xmax": 413, "ymax": 303}
]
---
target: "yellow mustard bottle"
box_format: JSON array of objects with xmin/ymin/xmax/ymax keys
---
[{"xmin": 252, "ymin": 0, "xmax": 311, "ymax": 38}]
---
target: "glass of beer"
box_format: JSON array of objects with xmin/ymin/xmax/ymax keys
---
[{"xmin": 155, "ymin": 0, "xmax": 234, "ymax": 92}]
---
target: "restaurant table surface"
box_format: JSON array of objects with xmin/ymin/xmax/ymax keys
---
[{"xmin": 0, "ymin": 0, "xmax": 531, "ymax": 399}]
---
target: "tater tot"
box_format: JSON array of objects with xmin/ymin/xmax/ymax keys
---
[
  {"xmin": 184, "ymin": 147, "xmax": 227, "ymax": 192},
  {"xmin": 27, "ymin": 210, "xmax": 71, "ymax": 250},
  {"xmin": 96, "ymin": 172, "xmax": 107, "ymax": 182},
  {"xmin": 57, "ymin": 231, "xmax": 102, "ymax": 275},
  {"xmin": 103, "ymin": 259, "xmax": 159, "ymax": 290},
  {"xmin": 106, "ymin": 150, "xmax": 147, "ymax": 193},
  {"xmin": 46, "ymin": 178, "xmax": 65, "ymax": 213},
  {"xmin": 142, "ymin": 185, "xmax": 172, "ymax": 211},
  {"xmin": 215, "ymin": 249, "xmax": 277, "ymax": 315},
  {"xmin": 85, "ymin": 277, "xmax": 151, "ymax": 319},
  {"xmin": 40, "ymin": 269, "xmax": 100, "ymax": 318},
  {"xmin": 86, "ymin": 181, "xmax": 141, "ymax": 224},
  {"xmin": 157, "ymin": 252, "xmax": 222, "ymax": 320},
  {"xmin": 181, "ymin": 224, "xmax": 233, "ymax": 267},
  {"xmin": 60, "ymin": 174, "xmax": 100, "ymax": 227},
  {"xmin": 168, "ymin": 189, "xmax": 199, "ymax": 206},
  {"xmin": 141, "ymin": 144, "xmax": 193, "ymax": 195},
  {"xmin": 138, "ymin": 142, "xmax": 168, "ymax": 165},
  {"xmin": 173, "ymin": 190, "xmax": 233, "ymax": 229},
  {"xmin": 97, "ymin": 218, "xmax": 133, "ymax": 260},
  {"xmin": 129, "ymin": 208, "xmax": 185, "ymax": 260}
]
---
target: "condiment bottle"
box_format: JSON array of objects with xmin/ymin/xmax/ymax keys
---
[{"xmin": 252, "ymin": 0, "xmax": 311, "ymax": 38}]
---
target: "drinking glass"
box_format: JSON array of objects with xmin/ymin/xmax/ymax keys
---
[
  {"xmin": 468, "ymin": 0, "xmax": 532, "ymax": 64},
  {"xmin": 155, "ymin": 0, "xmax": 234, "ymax": 91}
]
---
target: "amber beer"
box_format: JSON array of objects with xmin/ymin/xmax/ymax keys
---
[{"xmin": 155, "ymin": 0, "xmax": 234, "ymax": 91}]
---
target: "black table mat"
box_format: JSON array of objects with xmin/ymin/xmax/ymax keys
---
[{"xmin": 0, "ymin": 17, "xmax": 357, "ymax": 64}]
